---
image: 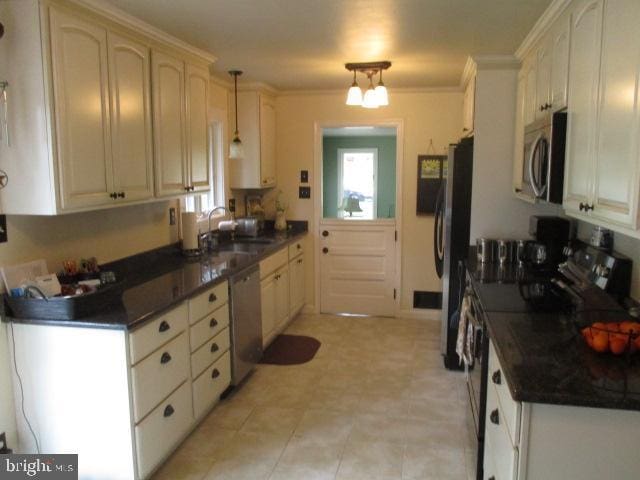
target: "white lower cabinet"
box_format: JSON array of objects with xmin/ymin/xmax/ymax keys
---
[
  {"xmin": 192, "ymin": 351, "xmax": 232, "ymax": 419},
  {"xmin": 486, "ymin": 339, "xmax": 640, "ymax": 480},
  {"xmin": 135, "ymin": 381, "xmax": 193, "ymax": 479}
]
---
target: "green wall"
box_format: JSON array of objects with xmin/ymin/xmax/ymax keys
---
[{"xmin": 322, "ymin": 136, "xmax": 397, "ymax": 218}]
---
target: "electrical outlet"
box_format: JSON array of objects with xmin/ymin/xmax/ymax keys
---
[
  {"xmin": 169, "ymin": 208, "xmax": 176, "ymax": 226},
  {"xmin": 0, "ymin": 215, "xmax": 7, "ymax": 243},
  {"xmin": 300, "ymin": 170, "xmax": 309, "ymax": 183},
  {"xmin": 299, "ymin": 186, "xmax": 311, "ymax": 199},
  {"xmin": 0, "ymin": 432, "xmax": 12, "ymax": 454}
]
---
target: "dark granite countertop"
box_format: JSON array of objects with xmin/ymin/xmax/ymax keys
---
[
  {"xmin": 4, "ymin": 224, "xmax": 308, "ymax": 332},
  {"xmin": 465, "ymin": 251, "xmax": 640, "ymax": 411}
]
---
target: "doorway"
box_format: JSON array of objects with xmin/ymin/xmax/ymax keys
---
[{"xmin": 316, "ymin": 124, "xmax": 402, "ymax": 316}]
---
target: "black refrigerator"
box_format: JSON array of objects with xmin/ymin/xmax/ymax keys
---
[{"xmin": 434, "ymin": 137, "xmax": 474, "ymax": 370}]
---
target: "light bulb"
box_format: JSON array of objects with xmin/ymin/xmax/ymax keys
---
[{"xmin": 362, "ymin": 86, "xmax": 379, "ymax": 108}]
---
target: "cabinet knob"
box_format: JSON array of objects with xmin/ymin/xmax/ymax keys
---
[
  {"xmin": 110, "ymin": 192, "xmax": 117, "ymax": 199},
  {"xmin": 117, "ymin": 192, "xmax": 125, "ymax": 198},
  {"xmin": 322, "ymin": 230, "xmax": 329, "ymax": 237},
  {"xmin": 322, "ymin": 247, "xmax": 329, "ymax": 254},
  {"xmin": 580, "ymin": 202, "xmax": 594, "ymax": 212},
  {"xmin": 297, "ymin": 259, "xmax": 303, "ymax": 264},
  {"xmin": 489, "ymin": 477, "xmax": 496, "ymax": 480},
  {"xmin": 297, "ymin": 244, "xmax": 301, "ymax": 249},
  {"xmin": 490, "ymin": 408, "xmax": 500, "ymax": 425},
  {"xmin": 163, "ymin": 404, "xmax": 174, "ymax": 418},
  {"xmin": 210, "ymin": 318, "xmax": 218, "ymax": 328},
  {"xmin": 211, "ymin": 368, "xmax": 220, "ymax": 379},
  {"xmin": 158, "ymin": 321, "xmax": 170, "ymax": 333},
  {"xmin": 211, "ymin": 342, "xmax": 219, "ymax": 353},
  {"xmin": 160, "ymin": 352, "xmax": 172, "ymax": 364},
  {"xmin": 492, "ymin": 370, "xmax": 501, "ymax": 385},
  {"xmin": 462, "ymin": 128, "xmax": 469, "ymax": 132},
  {"xmin": 209, "ymin": 293, "xmax": 217, "ymax": 302}
]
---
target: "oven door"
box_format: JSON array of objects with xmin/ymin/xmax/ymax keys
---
[{"xmin": 522, "ymin": 122, "xmax": 551, "ymax": 200}]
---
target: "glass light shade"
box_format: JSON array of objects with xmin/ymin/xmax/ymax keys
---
[
  {"xmin": 375, "ymin": 84, "xmax": 388, "ymax": 106},
  {"xmin": 346, "ymin": 84, "xmax": 363, "ymax": 105},
  {"xmin": 229, "ymin": 137, "xmax": 244, "ymax": 160},
  {"xmin": 362, "ymin": 87, "xmax": 379, "ymax": 109}
]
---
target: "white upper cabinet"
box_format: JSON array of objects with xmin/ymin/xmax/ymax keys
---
[
  {"xmin": 462, "ymin": 75, "xmax": 475, "ymax": 136},
  {"xmin": 49, "ymin": 7, "xmax": 114, "ymax": 209},
  {"xmin": 152, "ymin": 51, "xmax": 188, "ymax": 197},
  {"xmin": 591, "ymin": 0, "xmax": 640, "ymax": 226},
  {"xmin": 0, "ymin": 0, "xmax": 214, "ymax": 215},
  {"xmin": 564, "ymin": 0, "xmax": 604, "ymax": 214},
  {"xmin": 107, "ymin": 32, "xmax": 154, "ymax": 202},
  {"xmin": 523, "ymin": 60, "xmax": 538, "ymax": 126},
  {"xmin": 550, "ymin": 17, "xmax": 571, "ymax": 111},
  {"xmin": 186, "ymin": 64, "xmax": 211, "ymax": 192},
  {"xmin": 535, "ymin": 41, "xmax": 552, "ymax": 119},
  {"xmin": 230, "ymin": 90, "xmax": 277, "ymax": 189}
]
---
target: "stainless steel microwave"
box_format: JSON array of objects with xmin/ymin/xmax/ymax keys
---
[{"xmin": 520, "ymin": 110, "xmax": 567, "ymax": 204}]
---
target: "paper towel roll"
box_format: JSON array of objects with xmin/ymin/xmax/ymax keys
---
[{"xmin": 181, "ymin": 212, "xmax": 199, "ymax": 251}]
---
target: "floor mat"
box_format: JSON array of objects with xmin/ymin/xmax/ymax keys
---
[{"xmin": 259, "ymin": 334, "xmax": 321, "ymax": 365}]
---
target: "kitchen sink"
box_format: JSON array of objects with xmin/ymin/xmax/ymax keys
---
[{"xmin": 234, "ymin": 237, "xmax": 278, "ymax": 244}]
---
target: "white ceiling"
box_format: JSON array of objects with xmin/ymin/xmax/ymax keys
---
[
  {"xmin": 104, "ymin": 0, "xmax": 552, "ymax": 90},
  {"xmin": 323, "ymin": 127, "xmax": 396, "ymax": 137}
]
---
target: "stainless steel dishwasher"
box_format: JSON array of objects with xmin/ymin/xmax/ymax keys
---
[{"xmin": 229, "ymin": 264, "xmax": 263, "ymax": 385}]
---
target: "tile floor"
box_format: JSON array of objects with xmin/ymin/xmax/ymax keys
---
[{"xmin": 153, "ymin": 314, "xmax": 474, "ymax": 480}]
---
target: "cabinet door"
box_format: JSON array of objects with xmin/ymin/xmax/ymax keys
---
[
  {"xmin": 550, "ymin": 18, "xmax": 571, "ymax": 111},
  {"xmin": 260, "ymin": 273, "xmax": 277, "ymax": 347},
  {"xmin": 275, "ymin": 265, "xmax": 289, "ymax": 328},
  {"xmin": 462, "ymin": 75, "xmax": 475, "ymax": 136},
  {"xmin": 536, "ymin": 43, "xmax": 552, "ymax": 118},
  {"xmin": 289, "ymin": 257, "xmax": 305, "ymax": 315},
  {"xmin": 49, "ymin": 8, "xmax": 114, "ymax": 209},
  {"xmin": 564, "ymin": 0, "xmax": 604, "ymax": 214},
  {"xmin": 259, "ymin": 94, "xmax": 277, "ymax": 187},
  {"xmin": 107, "ymin": 32, "xmax": 154, "ymax": 202},
  {"xmin": 152, "ymin": 51, "xmax": 188, "ymax": 197},
  {"xmin": 523, "ymin": 60, "xmax": 538, "ymax": 126},
  {"xmin": 185, "ymin": 63, "xmax": 210, "ymax": 192},
  {"xmin": 513, "ymin": 71, "xmax": 526, "ymax": 195},
  {"xmin": 591, "ymin": 0, "xmax": 640, "ymax": 228}
]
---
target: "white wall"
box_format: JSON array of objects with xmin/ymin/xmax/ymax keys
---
[
  {"xmin": 274, "ymin": 90, "xmax": 463, "ymax": 314},
  {"xmin": 471, "ymin": 67, "xmax": 561, "ymax": 241}
]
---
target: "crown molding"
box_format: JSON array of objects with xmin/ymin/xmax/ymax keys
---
[
  {"xmin": 66, "ymin": 0, "xmax": 217, "ymax": 63},
  {"xmin": 209, "ymin": 74, "xmax": 232, "ymax": 90},
  {"xmin": 460, "ymin": 56, "xmax": 477, "ymax": 88},
  {"xmin": 459, "ymin": 55, "xmax": 520, "ymax": 86},
  {"xmin": 277, "ymin": 86, "xmax": 462, "ymax": 97},
  {"xmin": 515, "ymin": 0, "xmax": 573, "ymax": 60}
]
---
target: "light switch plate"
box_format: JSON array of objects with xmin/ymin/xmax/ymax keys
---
[
  {"xmin": 0, "ymin": 215, "xmax": 7, "ymax": 243},
  {"xmin": 300, "ymin": 170, "xmax": 309, "ymax": 183},
  {"xmin": 299, "ymin": 186, "xmax": 311, "ymax": 199}
]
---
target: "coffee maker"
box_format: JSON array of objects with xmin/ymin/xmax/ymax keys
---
[{"xmin": 529, "ymin": 216, "xmax": 571, "ymax": 267}]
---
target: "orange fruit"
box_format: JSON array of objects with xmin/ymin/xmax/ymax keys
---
[
  {"xmin": 609, "ymin": 337, "xmax": 627, "ymax": 355},
  {"xmin": 635, "ymin": 335, "xmax": 640, "ymax": 351},
  {"xmin": 592, "ymin": 322, "xmax": 607, "ymax": 331},
  {"xmin": 592, "ymin": 332, "xmax": 609, "ymax": 353},
  {"xmin": 582, "ymin": 327, "xmax": 594, "ymax": 348},
  {"xmin": 620, "ymin": 321, "xmax": 640, "ymax": 336}
]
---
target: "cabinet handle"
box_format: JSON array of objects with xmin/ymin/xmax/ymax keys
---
[
  {"xmin": 210, "ymin": 343, "xmax": 219, "ymax": 353},
  {"xmin": 580, "ymin": 202, "xmax": 594, "ymax": 212},
  {"xmin": 158, "ymin": 321, "xmax": 170, "ymax": 333},
  {"xmin": 322, "ymin": 247, "xmax": 329, "ymax": 254},
  {"xmin": 490, "ymin": 408, "xmax": 500, "ymax": 425},
  {"xmin": 209, "ymin": 318, "xmax": 218, "ymax": 328},
  {"xmin": 163, "ymin": 404, "xmax": 174, "ymax": 418},
  {"xmin": 297, "ymin": 244, "xmax": 301, "ymax": 249},
  {"xmin": 117, "ymin": 192, "xmax": 125, "ymax": 198},
  {"xmin": 297, "ymin": 259, "xmax": 303, "ymax": 264},
  {"xmin": 462, "ymin": 128, "xmax": 469, "ymax": 132},
  {"xmin": 514, "ymin": 188, "xmax": 522, "ymax": 193},
  {"xmin": 209, "ymin": 293, "xmax": 217, "ymax": 302},
  {"xmin": 211, "ymin": 368, "xmax": 220, "ymax": 379},
  {"xmin": 492, "ymin": 370, "xmax": 501, "ymax": 385},
  {"xmin": 0, "ymin": 80, "xmax": 10, "ymax": 146},
  {"xmin": 488, "ymin": 477, "xmax": 495, "ymax": 480},
  {"xmin": 160, "ymin": 352, "xmax": 172, "ymax": 364},
  {"xmin": 110, "ymin": 192, "xmax": 118, "ymax": 199},
  {"xmin": 322, "ymin": 230, "xmax": 329, "ymax": 237}
]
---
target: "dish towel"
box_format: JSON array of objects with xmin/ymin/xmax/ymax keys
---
[{"xmin": 456, "ymin": 294, "xmax": 472, "ymax": 366}]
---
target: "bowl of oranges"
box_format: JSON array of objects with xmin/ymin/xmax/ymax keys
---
[{"xmin": 581, "ymin": 321, "xmax": 640, "ymax": 355}]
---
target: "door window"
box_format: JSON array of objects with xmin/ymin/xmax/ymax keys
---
[{"xmin": 337, "ymin": 148, "xmax": 377, "ymax": 219}]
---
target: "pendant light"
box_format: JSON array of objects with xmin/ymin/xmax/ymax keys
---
[
  {"xmin": 346, "ymin": 70, "xmax": 363, "ymax": 106},
  {"xmin": 362, "ymin": 73, "xmax": 379, "ymax": 109},
  {"xmin": 229, "ymin": 70, "xmax": 244, "ymax": 160},
  {"xmin": 374, "ymin": 69, "xmax": 389, "ymax": 106}
]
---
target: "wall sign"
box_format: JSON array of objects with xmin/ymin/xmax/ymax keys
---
[{"xmin": 416, "ymin": 154, "xmax": 447, "ymax": 215}]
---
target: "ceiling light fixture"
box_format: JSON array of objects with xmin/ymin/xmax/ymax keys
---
[
  {"xmin": 345, "ymin": 61, "xmax": 391, "ymax": 108},
  {"xmin": 228, "ymin": 70, "xmax": 244, "ymax": 160}
]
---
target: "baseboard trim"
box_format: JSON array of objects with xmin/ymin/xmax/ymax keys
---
[{"xmin": 397, "ymin": 308, "xmax": 441, "ymax": 321}]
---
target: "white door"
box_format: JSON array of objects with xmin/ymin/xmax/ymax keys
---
[
  {"xmin": 49, "ymin": 8, "xmax": 113, "ymax": 210},
  {"xmin": 591, "ymin": 0, "xmax": 640, "ymax": 228},
  {"xmin": 185, "ymin": 63, "xmax": 210, "ymax": 192},
  {"xmin": 320, "ymin": 222, "xmax": 396, "ymax": 316},
  {"xmin": 107, "ymin": 32, "xmax": 154, "ymax": 202},
  {"xmin": 564, "ymin": 0, "xmax": 604, "ymax": 214},
  {"xmin": 152, "ymin": 51, "xmax": 188, "ymax": 197}
]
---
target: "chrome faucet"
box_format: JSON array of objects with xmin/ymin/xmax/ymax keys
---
[
  {"xmin": 208, "ymin": 206, "xmax": 231, "ymax": 235},
  {"xmin": 201, "ymin": 206, "xmax": 234, "ymax": 251}
]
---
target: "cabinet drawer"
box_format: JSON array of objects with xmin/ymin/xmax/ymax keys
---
[
  {"xmin": 192, "ymin": 351, "xmax": 231, "ymax": 419},
  {"xmin": 135, "ymin": 381, "xmax": 193, "ymax": 479},
  {"xmin": 488, "ymin": 342, "xmax": 521, "ymax": 446},
  {"xmin": 259, "ymin": 248, "xmax": 288, "ymax": 279},
  {"xmin": 129, "ymin": 303, "xmax": 188, "ymax": 365},
  {"xmin": 188, "ymin": 281, "xmax": 228, "ymax": 325},
  {"xmin": 191, "ymin": 326, "xmax": 230, "ymax": 378},
  {"xmin": 288, "ymin": 238, "xmax": 304, "ymax": 259},
  {"xmin": 485, "ymin": 377, "xmax": 519, "ymax": 480},
  {"xmin": 131, "ymin": 332, "xmax": 189, "ymax": 422},
  {"xmin": 190, "ymin": 303, "xmax": 230, "ymax": 352}
]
